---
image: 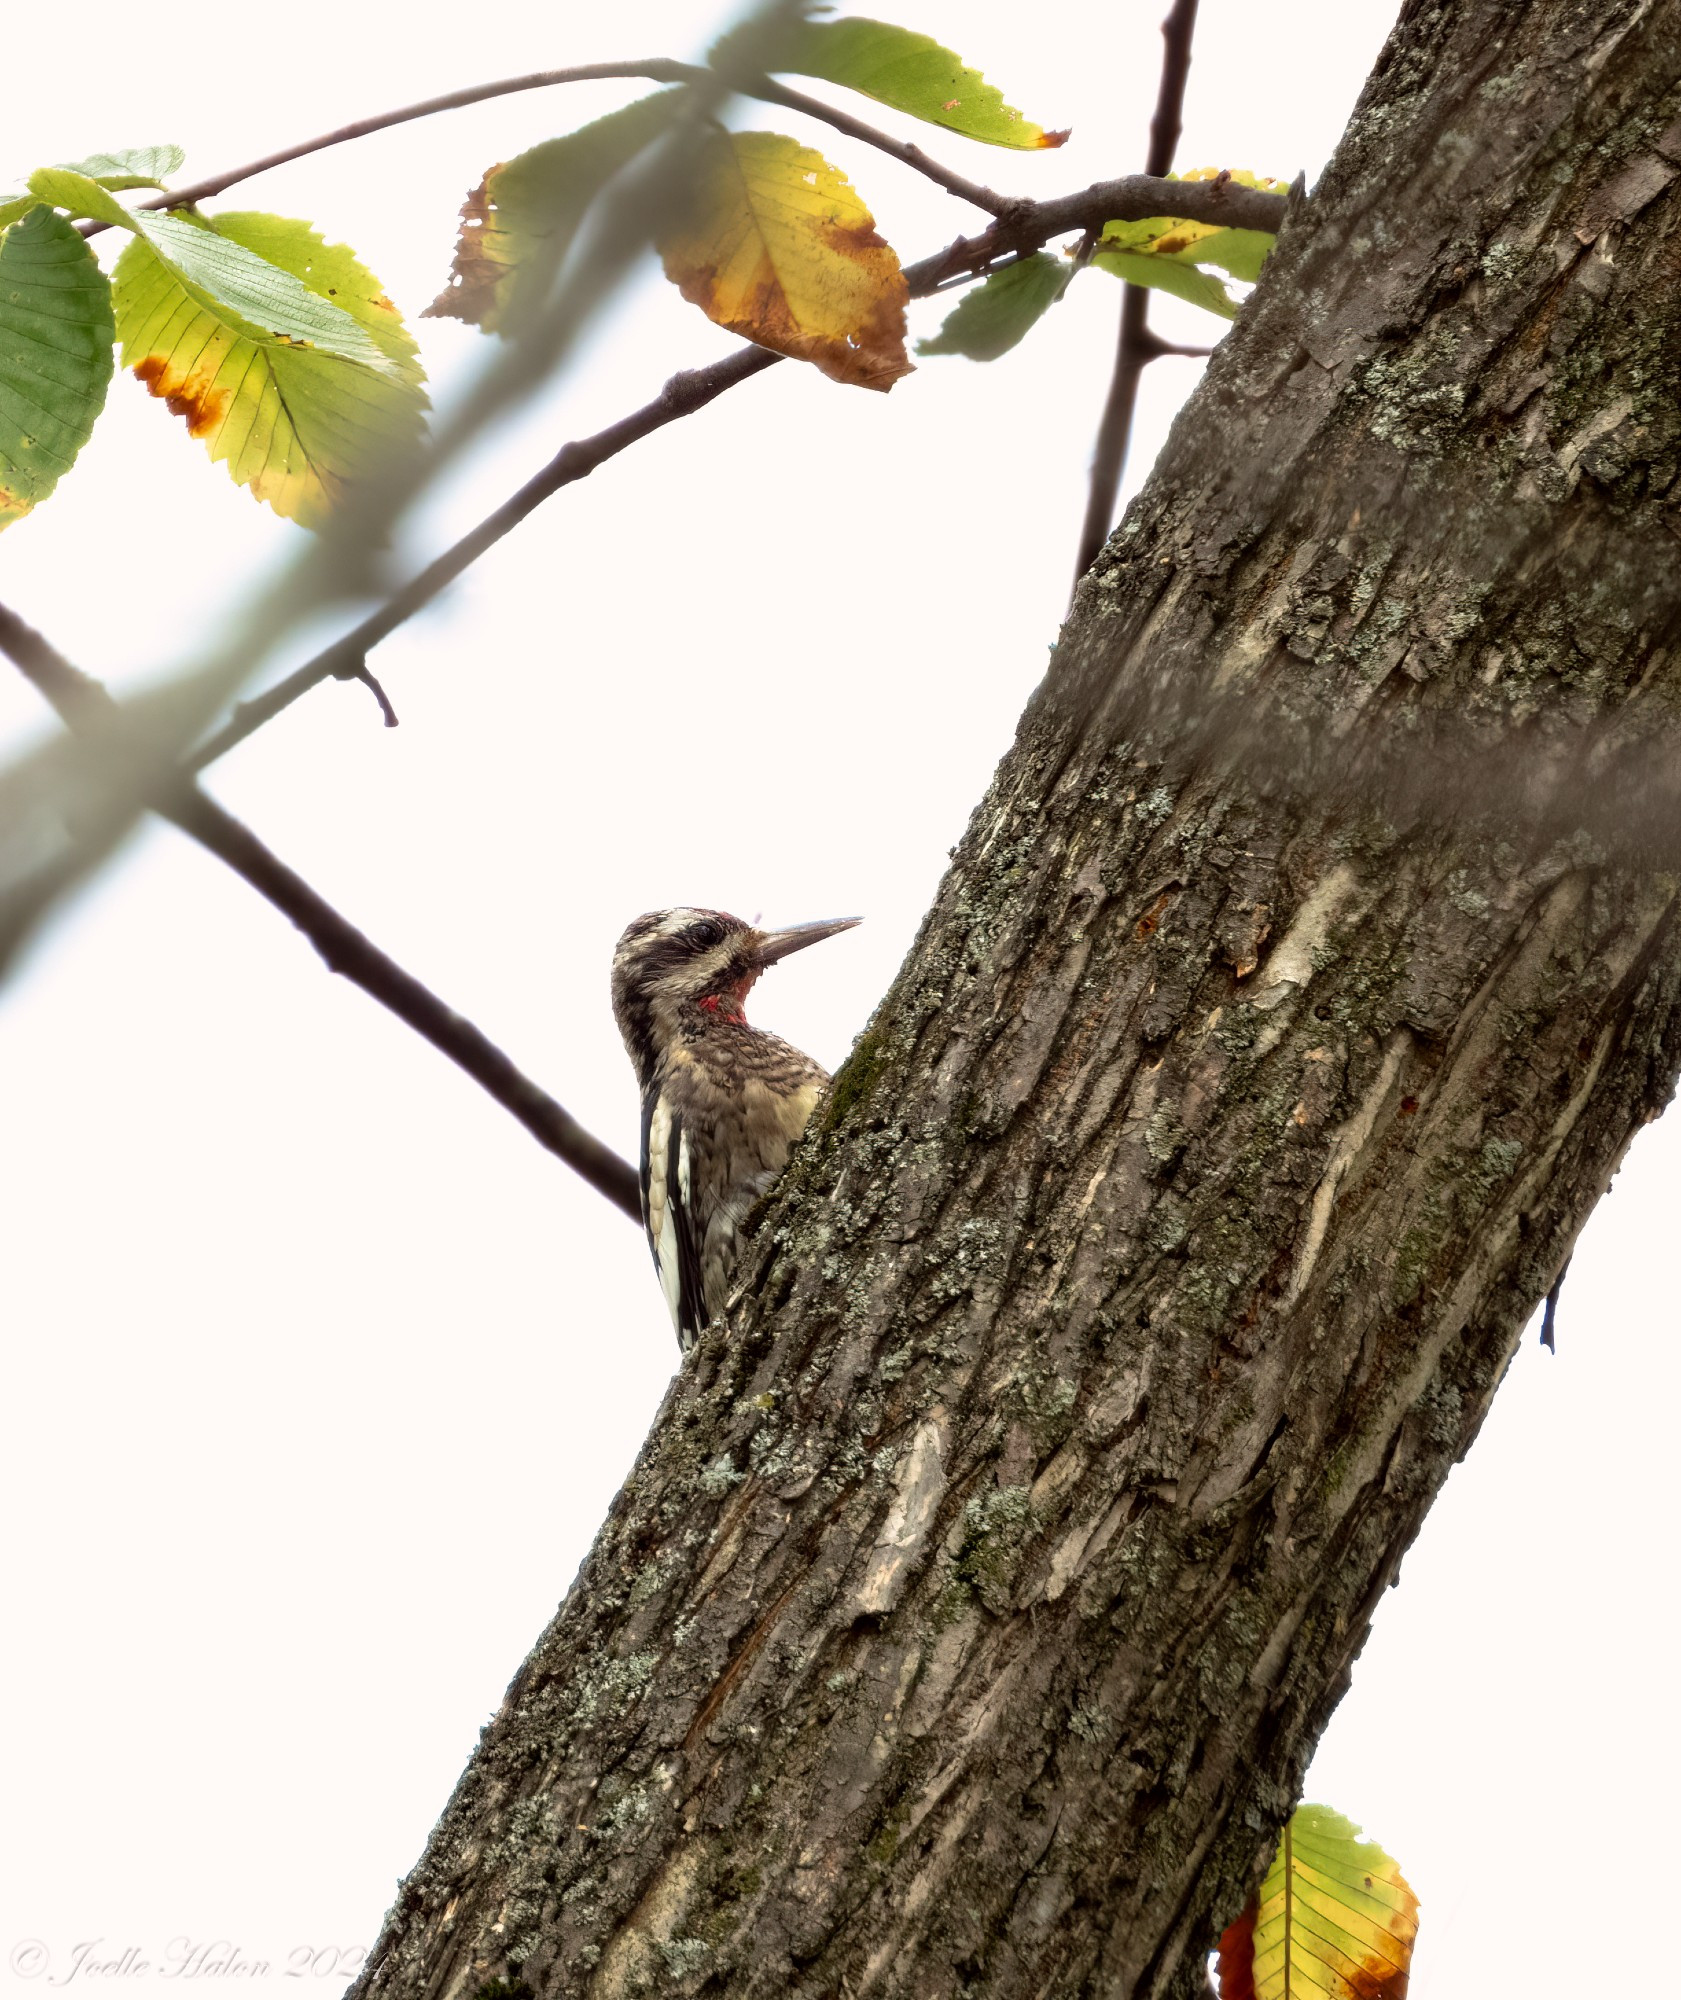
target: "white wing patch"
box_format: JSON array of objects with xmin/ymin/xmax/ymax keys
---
[{"xmin": 646, "ymin": 1097, "xmax": 683, "ymax": 1331}]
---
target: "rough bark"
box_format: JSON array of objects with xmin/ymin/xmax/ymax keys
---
[{"xmin": 354, "ymin": 4, "xmax": 1681, "ymax": 1997}]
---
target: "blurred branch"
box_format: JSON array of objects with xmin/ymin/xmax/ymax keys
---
[
  {"xmin": 1073, "ymin": 0, "xmax": 1202, "ymax": 588},
  {"xmin": 0, "ymin": 600, "xmax": 642, "ymax": 1223},
  {"xmin": 189, "ymin": 166, "xmax": 1283, "ymax": 774}
]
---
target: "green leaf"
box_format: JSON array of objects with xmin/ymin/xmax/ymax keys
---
[
  {"xmin": 428, "ymin": 91, "xmax": 683, "ymax": 333},
  {"xmin": 917, "ymin": 252, "xmax": 1071, "ymax": 360},
  {"xmin": 1092, "ymin": 244, "xmax": 1238, "ymax": 319},
  {"xmin": 0, "ymin": 206, "xmax": 116, "ymax": 531},
  {"xmin": 52, "ymin": 145, "xmax": 186, "ymax": 192},
  {"xmin": 27, "ymin": 167, "xmax": 396, "ymax": 373},
  {"xmin": 0, "ymin": 197, "xmax": 39, "ymax": 230},
  {"xmin": 27, "ymin": 167, "xmax": 133, "ymax": 230},
  {"xmin": 712, "ymin": 16, "xmax": 1067, "ymax": 150},
  {"xmin": 114, "ymin": 211, "xmax": 428, "ymax": 530},
  {"xmin": 1215, "ymin": 1804, "xmax": 1420, "ymax": 2000}
]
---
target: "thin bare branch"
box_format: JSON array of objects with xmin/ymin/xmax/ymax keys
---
[
  {"xmin": 174, "ymin": 797, "xmax": 642, "ymax": 1222},
  {"xmin": 1073, "ymin": 282, "xmax": 1155, "ymax": 586},
  {"xmin": 1144, "ymin": 0, "xmax": 1201, "ymax": 176},
  {"xmin": 0, "ymin": 600, "xmax": 642, "ymax": 1224},
  {"xmin": 1073, "ymin": 0, "xmax": 1202, "ymax": 588},
  {"xmin": 75, "ymin": 64, "xmax": 694, "ymax": 237}
]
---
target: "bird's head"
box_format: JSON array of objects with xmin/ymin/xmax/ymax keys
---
[{"xmin": 611, "ymin": 907, "xmax": 859, "ymax": 1079}]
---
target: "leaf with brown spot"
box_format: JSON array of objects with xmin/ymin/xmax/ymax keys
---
[
  {"xmin": 427, "ymin": 91, "xmax": 682, "ymax": 335},
  {"xmin": 711, "ymin": 16, "xmax": 1067, "ymax": 150},
  {"xmin": 113, "ymin": 212, "xmax": 427, "ymax": 530},
  {"xmin": 657, "ymin": 131, "xmax": 910, "ymax": 391},
  {"xmin": 0, "ymin": 205, "xmax": 115, "ymax": 533},
  {"xmin": 1215, "ymin": 1804, "xmax": 1420, "ymax": 2000}
]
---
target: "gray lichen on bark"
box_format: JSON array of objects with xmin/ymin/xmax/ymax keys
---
[{"xmin": 352, "ymin": 3, "xmax": 1681, "ymax": 1996}]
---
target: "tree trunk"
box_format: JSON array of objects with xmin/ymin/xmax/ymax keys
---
[{"xmin": 353, "ymin": 4, "xmax": 1681, "ymax": 1996}]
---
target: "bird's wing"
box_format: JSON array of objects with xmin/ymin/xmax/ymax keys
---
[{"xmin": 642, "ymin": 1088, "xmax": 707, "ymax": 1347}]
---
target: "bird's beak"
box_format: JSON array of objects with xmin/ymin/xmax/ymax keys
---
[{"xmin": 754, "ymin": 916, "xmax": 862, "ymax": 967}]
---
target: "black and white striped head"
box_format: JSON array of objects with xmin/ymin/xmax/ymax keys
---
[{"xmin": 611, "ymin": 907, "xmax": 859, "ymax": 1083}]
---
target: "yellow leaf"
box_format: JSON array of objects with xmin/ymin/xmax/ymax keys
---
[
  {"xmin": 658, "ymin": 131, "xmax": 910, "ymax": 392},
  {"xmin": 1217, "ymin": 1805, "xmax": 1420, "ymax": 2000}
]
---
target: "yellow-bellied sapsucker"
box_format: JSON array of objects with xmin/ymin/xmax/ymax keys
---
[{"xmin": 611, "ymin": 907, "xmax": 859, "ymax": 1350}]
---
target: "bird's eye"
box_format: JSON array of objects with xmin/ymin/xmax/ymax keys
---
[{"xmin": 687, "ymin": 919, "xmax": 725, "ymax": 949}]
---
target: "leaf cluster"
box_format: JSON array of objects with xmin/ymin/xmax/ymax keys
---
[
  {"xmin": 0, "ymin": 14, "xmax": 1281, "ymax": 536},
  {"xmin": 0, "ymin": 149, "xmax": 426, "ymax": 530}
]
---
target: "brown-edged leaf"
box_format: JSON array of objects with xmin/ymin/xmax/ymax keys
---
[
  {"xmin": 657, "ymin": 130, "xmax": 910, "ymax": 391},
  {"xmin": 1215, "ymin": 1805, "xmax": 1420, "ymax": 2000}
]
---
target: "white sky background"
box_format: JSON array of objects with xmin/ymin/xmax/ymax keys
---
[{"xmin": 1, "ymin": 3, "xmax": 1675, "ymax": 1995}]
